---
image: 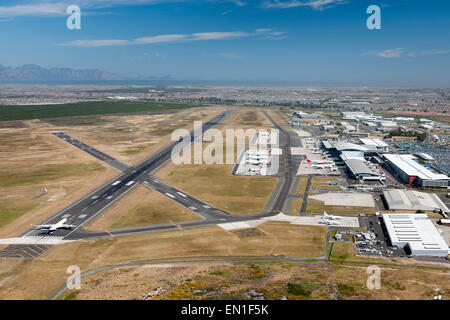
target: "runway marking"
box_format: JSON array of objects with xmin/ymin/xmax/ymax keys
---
[
  {"xmin": 112, "ymin": 181, "xmax": 121, "ymax": 186},
  {"xmin": 203, "ymin": 205, "xmax": 211, "ymax": 209},
  {"xmin": 189, "ymin": 206, "xmax": 197, "ymax": 210},
  {"xmin": 165, "ymin": 193, "xmax": 175, "ymax": 199},
  {"xmin": 78, "ymin": 214, "xmax": 87, "ymax": 219},
  {"xmin": 62, "ymin": 214, "xmax": 71, "ymax": 219},
  {"xmin": 126, "ymin": 181, "xmax": 135, "ymax": 186},
  {"xmin": 106, "ymin": 196, "xmax": 113, "ymax": 199},
  {"xmin": 91, "ymin": 196, "xmax": 99, "ymax": 199},
  {"xmin": 177, "ymin": 192, "xmax": 187, "ymax": 197}
]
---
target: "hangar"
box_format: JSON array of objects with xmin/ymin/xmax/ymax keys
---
[
  {"xmin": 383, "ymin": 154, "xmax": 449, "ymax": 187},
  {"xmin": 383, "ymin": 214, "xmax": 449, "ymax": 257},
  {"xmin": 383, "ymin": 189, "xmax": 449, "ymax": 213}
]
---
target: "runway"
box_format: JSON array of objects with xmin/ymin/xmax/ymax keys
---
[{"xmin": 0, "ymin": 109, "xmax": 298, "ymax": 257}]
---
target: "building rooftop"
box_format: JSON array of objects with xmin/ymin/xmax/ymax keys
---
[
  {"xmin": 383, "ymin": 154, "xmax": 449, "ymax": 181},
  {"xmin": 383, "ymin": 214, "xmax": 449, "ymax": 256},
  {"xmin": 360, "ymin": 138, "xmax": 389, "ymax": 148},
  {"xmin": 383, "ymin": 189, "xmax": 449, "ymax": 212}
]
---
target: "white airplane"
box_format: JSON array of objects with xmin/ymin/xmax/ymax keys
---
[
  {"xmin": 34, "ymin": 218, "xmax": 76, "ymax": 234},
  {"xmin": 246, "ymin": 159, "xmax": 270, "ymax": 165},
  {"xmin": 323, "ymin": 211, "xmax": 340, "ymax": 220},
  {"xmin": 313, "ymin": 164, "xmax": 334, "ymax": 169},
  {"xmin": 319, "ymin": 219, "xmax": 341, "ymax": 226}
]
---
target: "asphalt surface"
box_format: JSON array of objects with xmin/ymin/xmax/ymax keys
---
[
  {"xmin": 52, "ymin": 131, "xmax": 130, "ymax": 172},
  {"xmin": 0, "ymin": 109, "xmax": 298, "ymax": 256}
]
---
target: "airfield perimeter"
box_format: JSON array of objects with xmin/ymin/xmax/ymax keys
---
[{"xmin": 0, "ymin": 108, "xmax": 298, "ymax": 257}]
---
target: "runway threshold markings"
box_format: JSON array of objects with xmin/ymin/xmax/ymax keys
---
[
  {"xmin": 177, "ymin": 192, "xmax": 187, "ymax": 197},
  {"xmin": 165, "ymin": 193, "xmax": 175, "ymax": 199}
]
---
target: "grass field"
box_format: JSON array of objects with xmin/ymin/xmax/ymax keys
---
[
  {"xmin": 61, "ymin": 255, "xmax": 450, "ymax": 300},
  {"xmin": 0, "ymin": 198, "xmax": 40, "ymax": 229},
  {"xmin": 86, "ymin": 185, "xmax": 203, "ymax": 231},
  {"xmin": 309, "ymin": 176, "xmax": 342, "ymax": 190},
  {"xmin": 0, "ymin": 101, "xmax": 197, "ymax": 121},
  {"xmin": 157, "ymin": 164, "xmax": 277, "ymax": 215},
  {"xmin": 0, "ymin": 223, "xmax": 327, "ymax": 299},
  {"xmin": 0, "ymin": 162, "xmax": 106, "ymax": 188},
  {"xmin": 306, "ymin": 199, "xmax": 377, "ymax": 215}
]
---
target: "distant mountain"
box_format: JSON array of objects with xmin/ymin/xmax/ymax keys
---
[{"xmin": 0, "ymin": 64, "xmax": 128, "ymax": 82}]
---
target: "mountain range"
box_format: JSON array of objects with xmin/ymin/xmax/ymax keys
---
[{"xmin": 0, "ymin": 64, "xmax": 174, "ymax": 82}]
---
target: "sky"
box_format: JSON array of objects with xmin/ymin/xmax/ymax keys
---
[{"xmin": 0, "ymin": 0, "xmax": 449, "ymax": 86}]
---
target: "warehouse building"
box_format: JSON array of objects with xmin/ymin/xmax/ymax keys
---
[
  {"xmin": 383, "ymin": 189, "xmax": 449, "ymax": 213},
  {"xmin": 383, "ymin": 154, "xmax": 449, "ymax": 187},
  {"xmin": 383, "ymin": 214, "xmax": 449, "ymax": 257}
]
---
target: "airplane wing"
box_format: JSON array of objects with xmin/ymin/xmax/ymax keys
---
[
  {"xmin": 59, "ymin": 224, "xmax": 76, "ymax": 229},
  {"xmin": 34, "ymin": 224, "xmax": 52, "ymax": 230}
]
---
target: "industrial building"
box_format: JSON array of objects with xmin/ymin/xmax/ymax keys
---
[
  {"xmin": 293, "ymin": 110, "xmax": 323, "ymax": 119},
  {"xmin": 382, "ymin": 189, "xmax": 449, "ymax": 213},
  {"xmin": 340, "ymin": 151, "xmax": 385, "ymax": 182},
  {"xmin": 383, "ymin": 154, "xmax": 449, "ymax": 187},
  {"xmin": 383, "ymin": 214, "xmax": 449, "ymax": 257},
  {"xmin": 359, "ymin": 138, "xmax": 389, "ymax": 152}
]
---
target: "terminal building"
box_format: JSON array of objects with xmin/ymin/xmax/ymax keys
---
[
  {"xmin": 383, "ymin": 154, "xmax": 449, "ymax": 188},
  {"xmin": 383, "ymin": 214, "xmax": 449, "ymax": 257}
]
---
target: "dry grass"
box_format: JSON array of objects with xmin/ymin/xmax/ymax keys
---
[
  {"xmin": 60, "ymin": 259, "xmax": 450, "ymax": 300},
  {"xmin": 306, "ymin": 199, "xmax": 377, "ymax": 215},
  {"xmin": 0, "ymin": 130, "xmax": 118, "ymax": 237},
  {"xmin": 85, "ymin": 185, "xmax": 203, "ymax": 231},
  {"xmin": 0, "ymin": 222, "xmax": 327, "ymax": 299}
]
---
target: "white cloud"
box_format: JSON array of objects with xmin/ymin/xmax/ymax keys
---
[
  {"xmin": 261, "ymin": 0, "xmax": 347, "ymax": 10},
  {"xmin": 63, "ymin": 39, "xmax": 130, "ymax": 47},
  {"xmin": 62, "ymin": 29, "xmax": 283, "ymax": 47},
  {"xmin": 133, "ymin": 34, "xmax": 187, "ymax": 44},
  {"xmin": 362, "ymin": 48, "xmax": 404, "ymax": 59},
  {"xmin": 0, "ymin": 3, "xmax": 66, "ymax": 17},
  {"xmin": 191, "ymin": 31, "xmax": 249, "ymax": 41}
]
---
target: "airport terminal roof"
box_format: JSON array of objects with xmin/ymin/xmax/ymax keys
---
[
  {"xmin": 383, "ymin": 214, "xmax": 449, "ymax": 257},
  {"xmin": 360, "ymin": 138, "xmax": 389, "ymax": 148},
  {"xmin": 344, "ymin": 158, "xmax": 378, "ymax": 176},
  {"xmin": 383, "ymin": 189, "xmax": 449, "ymax": 213},
  {"xmin": 383, "ymin": 154, "xmax": 449, "ymax": 181}
]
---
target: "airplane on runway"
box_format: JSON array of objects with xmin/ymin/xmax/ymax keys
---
[
  {"xmin": 319, "ymin": 218, "xmax": 340, "ymax": 226},
  {"xmin": 323, "ymin": 211, "xmax": 340, "ymax": 220},
  {"xmin": 33, "ymin": 218, "xmax": 76, "ymax": 234}
]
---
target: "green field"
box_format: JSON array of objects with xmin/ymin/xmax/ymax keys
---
[
  {"xmin": 0, "ymin": 198, "xmax": 39, "ymax": 229},
  {"xmin": 0, "ymin": 101, "xmax": 197, "ymax": 122}
]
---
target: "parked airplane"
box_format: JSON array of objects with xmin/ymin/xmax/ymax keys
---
[
  {"xmin": 323, "ymin": 211, "xmax": 340, "ymax": 220},
  {"xmin": 313, "ymin": 164, "xmax": 334, "ymax": 169},
  {"xmin": 319, "ymin": 219, "xmax": 341, "ymax": 226},
  {"xmin": 34, "ymin": 218, "xmax": 76, "ymax": 234}
]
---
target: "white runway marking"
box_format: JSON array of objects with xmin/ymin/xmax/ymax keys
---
[
  {"xmin": 203, "ymin": 205, "xmax": 211, "ymax": 209},
  {"xmin": 112, "ymin": 181, "xmax": 121, "ymax": 186},
  {"xmin": 78, "ymin": 214, "xmax": 87, "ymax": 219},
  {"xmin": 189, "ymin": 206, "xmax": 197, "ymax": 210},
  {"xmin": 91, "ymin": 196, "xmax": 99, "ymax": 199},
  {"xmin": 177, "ymin": 192, "xmax": 187, "ymax": 197},
  {"xmin": 126, "ymin": 181, "xmax": 135, "ymax": 186},
  {"xmin": 165, "ymin": 193, "xmax": 175, "ymax": 199}
]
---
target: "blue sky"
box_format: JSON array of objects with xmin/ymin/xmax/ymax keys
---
[{"xmin": 0, "ymin": 0, "xmax": 449, "ymax": 86}]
